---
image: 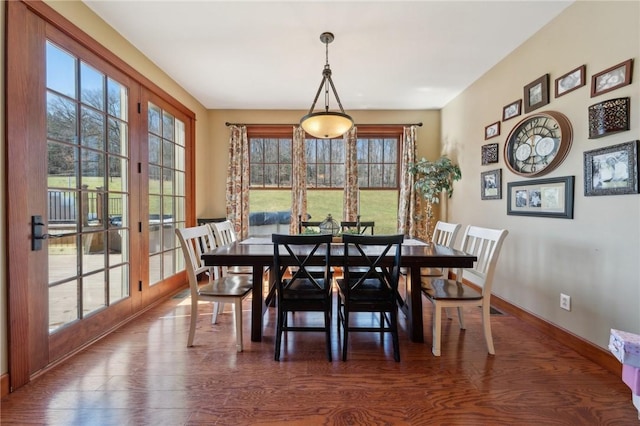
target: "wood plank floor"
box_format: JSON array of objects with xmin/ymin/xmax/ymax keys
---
[{"xmin": 2, "ymin": 291, "xmax": 638, "ymax": 425}]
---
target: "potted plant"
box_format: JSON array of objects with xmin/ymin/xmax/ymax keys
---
[{"xmin": 408, "ymin": 156, "xmax": 461, "ymax": 240}]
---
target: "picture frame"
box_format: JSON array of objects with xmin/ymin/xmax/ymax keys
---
[
  {"xmin": 484, "ymin": 121, "xmax": 500, "ymax": 140},
  {"xmin": 481, "ymin": 143, "xmax": 499, "ymax": 165},
  {"xmin": 502, "ymin": 99, "xmax": 522, "ymax": 121},
  {"xmin": 481, "ymin": 169, "xmax": 501, "ymax": 200},
  {"xmin": 507, "ymin": 176, "xmax": 574, "ymax": 219},
  {"xmin": 591, "ymin": 59, "xmax": 633, "ymax": 97},
  {"xmin": 555, "ymin": 65, "xmax": 586, "ymax": 98},
  {"xmin": 588, "ymin": 97, "xmax": 630, "ymax": 139},
  {"xmin": 583, "ymin": 140, "xmax": 639, "ymax": 196},
  {"xmin": 523, "ymin": 74, "xmax": 550, "ymax": 113}
]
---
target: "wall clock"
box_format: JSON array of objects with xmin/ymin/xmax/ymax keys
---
[{"xmin": 503, "ymin": 111, "xmax": 573, "ymax": 177}]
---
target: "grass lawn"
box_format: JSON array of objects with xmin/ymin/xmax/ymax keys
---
[{"xmin": 249, "ymin": 189, "xmax": 399, "ymax": 235}]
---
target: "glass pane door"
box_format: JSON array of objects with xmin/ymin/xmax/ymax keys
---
[
  {"xmin": 46, "ymin": 40, "xmax": 130, "ymax": 332},
  {"xmin": 148, "ymin": 103, "xmax": 186, "ymax": 285}
]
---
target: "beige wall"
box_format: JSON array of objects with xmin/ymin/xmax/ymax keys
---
[
  {"xmin": 442, "ymin": 0, "xmax": 640, "ymax": 348},
  {"xmin": 199, "ymin": 109, "xmax": 440, "ymax": 219}
]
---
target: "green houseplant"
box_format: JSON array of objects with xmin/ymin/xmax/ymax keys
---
[{"xmin": 408, "ymin": 156, "xmax": 461, "ymax": 240}]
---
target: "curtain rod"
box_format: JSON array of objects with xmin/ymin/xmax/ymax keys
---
[{"xmin": 225, "ymin": 122, "xmax": 423, "ymax": 127}]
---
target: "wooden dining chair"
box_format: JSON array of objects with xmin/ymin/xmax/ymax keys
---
[
  {"xmin": 421, "ymin": 221, "xmax": 462, "ymax": 279},
  {"xmin": 421, "ymin": 225, "xmax": 508, "ymax": 356},
  {"xmin": 340, "ymin": 217, "xmax": 375, "ymax": 235},
  {"xmin": 211, "ymin": 220, "xmax": 252, "ymax": 275},
  {"xmin": 272, "ymin": 233, "xmax": 334, "ymax": 361},
  {"xmin": 337, "ymin": 234, "xmax": 404, "ymax": 361},
  {"xmin": 297, "ymin": 214, "xmax": 323, "ymax": 234},
  {"xmin": 176, "ymin": 225, "xmax": 252, "ymax": 352}
]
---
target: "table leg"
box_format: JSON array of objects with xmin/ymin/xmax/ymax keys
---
[
  {"xmin": 251, "ymin": 266, "xmax": 265, "ymax": 342},
  {"xmin": 407, "ymin": 265, "xmax": 424, "ymax": 343}
]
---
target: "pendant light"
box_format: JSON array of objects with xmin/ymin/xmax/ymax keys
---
[{"xmin": 300, "ymin": 32, "xmax": 354, "ymax": 139}]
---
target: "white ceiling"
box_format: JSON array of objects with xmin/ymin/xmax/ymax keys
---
[{"xmin": 82, "ymin": 0, "xmax": 573, "ymax": 111}]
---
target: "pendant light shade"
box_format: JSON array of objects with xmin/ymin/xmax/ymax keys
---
[{"xmin": 300, "ymin": 32, "xmax": 354, "ymax": 139}]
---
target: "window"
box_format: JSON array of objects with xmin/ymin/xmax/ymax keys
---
[{"xmin": 248, "ymin": 126, "xmax": 401, "ymax": 235}]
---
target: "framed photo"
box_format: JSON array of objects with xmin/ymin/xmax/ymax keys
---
[
  {"xmin": 482, "ymin": 143, "xmax": 499, "ymax": 165},
  {"xmin": 484, "ymin": 121, "xmax": 500, "ymax": 140},
  {"xmin": 502, "ymin": 99, "xmax": 522, "ymax": 121},
  {"xmin": 523, "ymin": 74, "xmax": 549, "ymax": 113},
  {"xmin": 555, "ymin": 65, "xmax": 586, "ymax": 98},
  {"xmin": 584, "ymin": 140, "xmax": 639, "ymax": 196},
  {"xmin": 481, "ymin": 169, "xmax": 501, "ymax": 200},
  {"xmin": 591, "ymin": 59, "xmax": 633, "ymax": 97},
  {"xmin": 507, "ymin": 176, "xmax": 574, "ymax": 219}
]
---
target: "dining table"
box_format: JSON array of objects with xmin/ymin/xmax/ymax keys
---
[{"xmin": 201, "ymin": 237, "xmax": 477, "ymax": 343}]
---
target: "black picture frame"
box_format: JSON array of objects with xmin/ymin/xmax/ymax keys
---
[
  {"xmin": 591, "ymin": 59, "xmax": 633, "ymax": 97},
  {"xmin": 481, "ymin": 143, "xmax": 499, "ymax": 165},
  {"xmin": 481, "ymin": 169, "xmax": 501, "ymax": 200},
  {"xmin": 584, "ymin": 140, "xmax": 639, "ymax": 196},
  {"xmin": 555, "ymin": 65, "xmax": 586, "ymax": 98},
  {"xmin": 502, "ymin": 99, "xmax": 522, "ymax": 121},
  {"xmin": 523, "ymin": 74, "xmax": 550, "ymax": 113},
  {"xmin": 507, "ymin": 176, "xmax": 574, "ymax": 219}
]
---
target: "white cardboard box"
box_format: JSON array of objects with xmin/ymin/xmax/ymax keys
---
[{"xmin": 609, "ymin": 329, "xmax": 640, "ymax": 369}]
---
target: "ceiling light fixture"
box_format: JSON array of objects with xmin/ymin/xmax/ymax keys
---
[{"xmin": 300, "ymin": 32, "xmax": 354, "ymax": 139}]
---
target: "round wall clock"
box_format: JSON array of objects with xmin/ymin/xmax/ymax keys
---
[{"xmin": 503, "ymin": 111, "xmax": 573, "ymax": 177}]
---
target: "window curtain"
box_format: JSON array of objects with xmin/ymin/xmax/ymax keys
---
[
  {"xmin": 397, "ymin": 125, "xmax": 421, "ymax": 238},
  {"xmin": 343, "ymin": 126, "xmax": 359, "ymax": 221},
  {"xmin": 226, "ymin": 125, "xmax": 250, "ymax": 239},
  {"xmin": 290, "ymin": 126, "xmax": 307, "ymax": 234}
]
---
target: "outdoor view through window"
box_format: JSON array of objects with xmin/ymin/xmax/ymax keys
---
[{"xmin": 249, "ymin": 131, "xmax": 400, "ymax": 236}]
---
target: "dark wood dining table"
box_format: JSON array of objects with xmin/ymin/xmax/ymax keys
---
[{"xmin": 201, "ymin": 237, "xmax": 477, "ymax": 343}]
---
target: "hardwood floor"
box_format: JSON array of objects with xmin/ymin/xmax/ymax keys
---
[{"xmin": 1, "ymin": 290, "xmax": 637, "ymax": 425}]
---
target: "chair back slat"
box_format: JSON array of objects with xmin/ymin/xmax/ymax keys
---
[
  {"xmin": 211, "ymin": 220, "xmax": 238, "ymax": 246},
  {"xmin": 432, "ymin": 221, "xmax": 461, "ymax": 247},
  {"xmin": 457, "ymin": 226, "xmax": 508, "ymax": 295},
  {"xmin": 342, "ymin": 234, "xmax": 404, "ymax": 293},
  {"xmin": 176, "ymin": 225, "xmax": 220, "ymax": 291},
  {"xmin": 272, "ymin": 233, "xmax": 333, "ymax": 293}
]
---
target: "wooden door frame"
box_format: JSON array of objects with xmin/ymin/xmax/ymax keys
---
[{"xmin": 5, "ymin": 0, "xmax": 196, "ymax": 392}]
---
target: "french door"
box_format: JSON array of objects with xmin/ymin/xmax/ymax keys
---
[{"xmin": 6, "ymin": 1, "xmax": 192, "ymax": 390}]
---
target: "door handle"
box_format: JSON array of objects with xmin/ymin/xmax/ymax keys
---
[
  {"xmin": 32, "ymin": 215, "xmax": 75, "ymax": 251},
  {"xmin": 32, "ymin": 215, "xmax": 45, "ymax": 251}
]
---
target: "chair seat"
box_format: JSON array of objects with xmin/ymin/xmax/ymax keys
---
[
  {"xmin": 337, "ymin": 279, "xmax": 392, "ymax": 302},
  {"xmin": 281, "ymin": 278, "xmax": 331, "ymax": 300},
  {"xmin": 199, "ymin": 275, "xmax": 252, "ymax": 298},
  {"xmin": 422, "ymin": 278, "xmax": 483, "ymax": 301}
]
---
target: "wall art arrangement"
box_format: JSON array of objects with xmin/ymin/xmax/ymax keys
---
[
  {"xmin": 482, "ymin": 143, "xmax": 499, "ymax": 165},
  {"xmin": 484, "ymin": 121, "xmax": 500, "ymax": 140},
  {"xmin": 482, "ymin": 56, "xmax": 636, "ymax": 217},
  {"xmin": 507, "ymin": 176, "xmax": 574, "ymax": 219},
  {"xmin": 588, "ymin": 97, "xmax": 630, "ymax": 139},
  {"xmin": 523, "ymin": 74, "xmax": 550, "ymax": 113},
  {"xmin": 502, "ymin": 99, "xmax": 522, "ymax": 121},
  {"xmin": 555, "ymin": 65, "xmax": 586, "ymax": 98},
  {"xmin": 583, "ymin": 140, "xmax": 639, "ymax": 196},
  {"xmin": 481, "ymin": 169, "xmax": 502, "ymax": 200},
  {"xmin": 591, "ymin": 59, "xmax": 633, "ymax": 97}
]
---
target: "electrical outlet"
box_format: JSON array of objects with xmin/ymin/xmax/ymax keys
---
[{"xmin": 560, "ymin": 293, "xmax": 571, "ymax": 311}]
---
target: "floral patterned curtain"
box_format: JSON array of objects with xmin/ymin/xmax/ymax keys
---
[
  {"xmin": 290, "ymin": 126, "xmax": 307, "ymax": 234},
  {"xmin": 226, "ymin": 125, "xmax": 250, "ymax": 239},
  {"xmin": 397, "ymin": 125, "xmax": 421, "ymax": 238},
  {"xmin": 343, "ymin": 127, "xmax": 359, "ymax": 221}
]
